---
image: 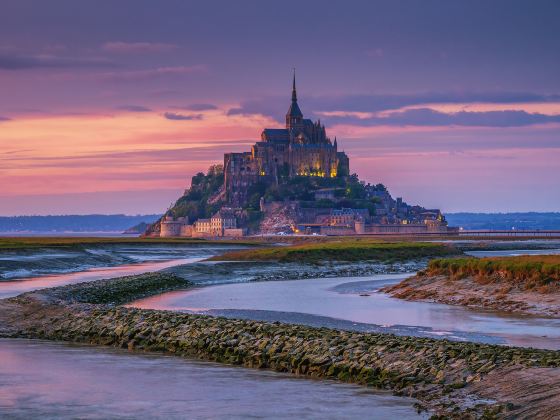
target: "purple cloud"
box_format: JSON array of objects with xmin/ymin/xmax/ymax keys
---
[
  {"xmin": 163, "ymin": 112, "xmax": 203, "ymax": 121},
  {"xmin": 170, "ymin": 103, "xmax": 217, "ymax": 111},
  {"xmin": 100, "ymin": 65, "xmax": 204, "ymax": 82},
  {"xmin": 115, "ymin": 105, "xmax": 152, "ymax": 112},
  {"xmin": 325, "ymin": 108, "xmax": 560, "ymax": 128},
  {"xmin": 0, "ymin": 53, "xmax": 115, "ymax": 70},
  {"xmin": 229, "ymin": 92, "xmax": 560, "ymax": 121},
  {"xmin": 101, "ymin": 41, "xmax": 178, "ymax": 54},
  {"xmin": 0, "ymin": 116, "xmax": 11, "ymax": 121}
]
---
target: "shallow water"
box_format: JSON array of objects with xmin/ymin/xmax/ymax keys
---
[
  {"xmin": 0, "ymin": 339, "xmax": 424, "ymax": 419},
  {"xmin": 0, "ymin": 243, "xmax": 242, "ymax": 281},
  {"xmin": 0, "ymin": 257, "xmax": 203, "ymax": 300},
  {"xmin": 130, "ymin": 273, "xmax": 560, "ymax": 350},
  {"xmin": 0, "ymin": 244, "xmax": 241, "ymax": 299},
  {"xmin": 466, "ymin": 248, "xmax": 560, "ymax": 257}
]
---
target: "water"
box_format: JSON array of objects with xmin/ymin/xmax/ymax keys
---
[
  {"xmin": 466, "ymin": 249, "xmax": 560, "ymax": 257},
  {"xmin": 0, "ymin": 243, "xmax": 243, "ymax": 281},
  {"xmin": 0, "ymin": 257, "xmax": 203, "ymax": 300},
  {"xmin": 130, "ymin": 273, "xmax": 560, "ymax": 350},
  {"xmin": 0, "ymin": 339, "xmax": 424, "ymax": 419},
  {"xmin": 0, "ymin": 244, "xmax": 243, "ymax": 299}
]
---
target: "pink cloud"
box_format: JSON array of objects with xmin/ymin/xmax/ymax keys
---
[
  {"xmin": 101, "ymin": 41, "xmax": 178, "ymax": 54},
  {"xmin": 100, "ymin": 65, "xmax": 205, "ymax": 82}
]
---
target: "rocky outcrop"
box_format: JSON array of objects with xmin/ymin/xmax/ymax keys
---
[{"xmin": 259, "ymin": 201, "xmax": 298, "ymax": 234}]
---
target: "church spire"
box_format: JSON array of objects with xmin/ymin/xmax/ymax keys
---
[
  {"xmin": 291, "ymin": 69, "xmax": 297, "ymax": 103},
  {"xmin": 286, "ymin": 69, "xmax": 303, "ymax": 128}
]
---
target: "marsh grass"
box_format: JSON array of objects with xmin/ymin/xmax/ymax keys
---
[
  {"xmin": 427, "ymin": 255, "xmax": 560, "ymax": 292},
  {"xmin": 209, "ymin": 240, "xmax": 458, "ymax": 263}
]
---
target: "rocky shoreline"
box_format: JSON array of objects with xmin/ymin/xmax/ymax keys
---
[
  {"xmin": 382, "ymin": 273, "xmax": 560, "ymax": 318},
  {"xmin": 1, "ymin": 273, "xmax": 560, "ymax": 418}
]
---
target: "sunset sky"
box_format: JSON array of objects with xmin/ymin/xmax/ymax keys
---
[{"xmin": 1, "ymin": 0, "xmax": 559, "ymax": 215}]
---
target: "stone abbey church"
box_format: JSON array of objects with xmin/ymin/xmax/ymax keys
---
[{"xmin": 224, "ymin": 75, "xmax": 350, "ymax": 205}]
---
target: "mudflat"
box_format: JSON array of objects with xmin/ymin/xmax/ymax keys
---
[{"xmin": 2, "ymin": 273, "xmax": 560, "ymax": 418}]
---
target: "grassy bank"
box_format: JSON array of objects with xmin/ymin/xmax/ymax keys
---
[
  {"xmin": 427, "ymin": 255, "xmax": 560, "ymax": 292},
  {"xmin": 209, "ymin": 240, "xmax": 459, "ymax": 263}
]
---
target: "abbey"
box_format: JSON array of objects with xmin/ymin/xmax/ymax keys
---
[
  {"xmin": 148, "ymin": 75, "xmax": 452, "ymax": 238},
  {"xmin": 224, "ymin": 74, "xmax": 349, "ymax": 206}
]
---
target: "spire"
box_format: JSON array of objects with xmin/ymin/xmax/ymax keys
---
[
  {"xmin": 291, "ymin": 68, "xmax": 297, "ymax": 103},
  {"xmin": 286, "ymin": 68, "xmax": 303, "ymax": 126}
]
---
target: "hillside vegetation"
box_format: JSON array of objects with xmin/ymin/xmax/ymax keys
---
[
  {"xmin": 169, "ymin": 164, "xmax": 225, "ymax": 220},
  {"xmin": 427, "ymin": 255, "xmax": 560, "ymax": 292},
  {"xmin": 209, "ymin": 240, "xmax": 458, "ymax": 263},
  {"xmin": 163, "ymin": 165, "xmax": 391, "ymax": 222}
]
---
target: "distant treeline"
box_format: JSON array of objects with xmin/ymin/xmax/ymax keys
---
[
  {"xmin": 0, "ymin": 214, "xmax": 161, "ymax": 233},
  {"xmin": 446, "ymin": 212, "xmax": 560, "ymax": 230}
]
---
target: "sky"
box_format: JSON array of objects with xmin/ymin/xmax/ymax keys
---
[{"xmin": 0, "ymin": 0, "xmax": 559, "ymax": 215}]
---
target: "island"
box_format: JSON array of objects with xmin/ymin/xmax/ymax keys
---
[{"xmin": 144, "ymin": 75, "xmax": 454, "ymax": 238}]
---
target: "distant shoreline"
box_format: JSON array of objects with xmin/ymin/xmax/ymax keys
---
[{"xmin": 0, "ymin": 231, "xmax": 139, "ymax": 237}]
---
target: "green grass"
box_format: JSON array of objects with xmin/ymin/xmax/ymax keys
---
[
  {"xmin": 427, "ymin": 255, "xmax": 560, "ymax": 292},
  {"xmin": 0, "ymin": 236, "xmax": 259, "ymax": 250},
  {"xmin": 209, "ymin": 240, "xmax": 459, "ymax": 263}
]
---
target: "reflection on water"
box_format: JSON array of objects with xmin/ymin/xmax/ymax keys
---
[
  {"xmin": 0, "ymin": 244, "xmax": 242, "ymax": 280},
  {"xmin": 0, "ymin": 339, "xmax": 424, "ymax": 419},
  {"xmin": 131, "ymin": 274, "xmax": 560, "ymax": 350},
  {"xmin": 0, "ymin": 257, "xmax": 202, "ymax": 300},
  {"xmin": 0, "ymin": 244, "xmax": 243, "ymax": 299}
]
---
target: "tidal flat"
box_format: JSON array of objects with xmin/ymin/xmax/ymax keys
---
[
  {"xmin": 208, "ymin": 240, "xmax": 460, "ymax": 263},
  {"xmin": 3, "ymin": 238, "xmax": 560, "ymax": 418},
  {"xmin": 2, "ymin": 273, "xmax": 560, "ymax": 418}
]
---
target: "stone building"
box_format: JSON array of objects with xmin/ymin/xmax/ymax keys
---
[
  {"xmin": 194, "ymin": 218, "xmax": 211, "ymax": 234},
  {"xmin": 329, "ymin": 208, "xmax": 369, "ymax": 227},
  {"xmin": 190, "ymin": 209, "xmax": 240, "ymax": 237},
  {"xmin": 224, "ymin": 73, "xmax": 349, "ymax": 206},
  {"xmin": 160, "ymin": 216, "xmax": 189, "ymax": 237},
  {"xmin": 210, "ymin": 210, "xmax": 236, "ymax": 235}
]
